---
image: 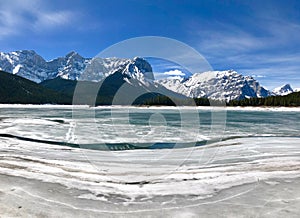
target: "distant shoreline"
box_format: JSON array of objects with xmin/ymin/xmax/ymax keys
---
[{"xmin": 0, "ymin": 104, "xmax": 300, "ymax": 111}]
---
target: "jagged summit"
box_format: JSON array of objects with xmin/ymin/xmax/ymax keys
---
[
  {"xmin": 272, "ymin": 84, "xmax": 294, "ymax": 96},
  {"xmin": 65, "ymin": 51, "xmax": 79, "ymax": 57}
]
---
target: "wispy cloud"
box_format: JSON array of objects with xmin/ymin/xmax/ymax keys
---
[
  {"xmin": 195, "ymin": 19, "xmax": 300, "ymax": 57},
  {"xmin": 0, "ymin": 11, "xmax": 20, "ymax": 37},
  {"xmin": 197, "ymin": 26, "xmax": 265, "ymax": 55},
  {"xmin": 33, "ymin": 10, "xmax": 75, "ymax": 31},
  {"xmin": 0, "ymin": 0, "xmax": 78, "ymax": 39},
  {"xmin": 189, "ymin": 9, "xmax": 300, "ymax": 89}
]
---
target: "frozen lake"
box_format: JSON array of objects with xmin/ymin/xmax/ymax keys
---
[{"xmin": 0, "ymin": 105, "xmax": 299, "ymax": 217}]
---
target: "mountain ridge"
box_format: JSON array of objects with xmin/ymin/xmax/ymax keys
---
[
  {"xmin": 0, "ymin": 50, "xmax": 297, "ymax": 101},
  {"xmin": 0, "ymin": 50, "xmax": 140, "ymax": 83}
]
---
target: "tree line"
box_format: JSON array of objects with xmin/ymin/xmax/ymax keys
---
[
  {"xmin": 137, "ymin": 92, "xmax": 300, "ymax": 107},
  {"xmin": 227, "ymin": 92, "xmax": 300, "ymax": 107}
]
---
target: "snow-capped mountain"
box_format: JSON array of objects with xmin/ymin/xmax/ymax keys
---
[
  {"xmin": 294, "ymin": 88, "xmax": 300, "ymax": 92},
  {"xmin": 156, "ymin": 70, "xmax": 271, "ymax": 102},
  {"xmin": 79, "ymin": 56, "xmax": 153, "ymax": 83},
  {"xmin": 272, "ymin": 84, "xmax": 294, "ymax": 96},
  {"xmin": 0, "ymin": 50, "xmax": 91, "ymax": 82},
  {"xmin": 0, "ymin": 50, "xmax": 51, "ymax": 83},
  {"xmin": 0, "ymin": 50, "xmax": 152, "ymax": 83}
]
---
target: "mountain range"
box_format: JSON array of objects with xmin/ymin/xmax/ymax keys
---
[{"xmin": 0, "ymin": 50, "xmax": 298, "ymax": 103}]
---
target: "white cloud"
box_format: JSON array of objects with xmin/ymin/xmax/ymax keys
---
[
  {"xmin": 153, "ymin": 69, "xmax": 189, "ymax": 80},
  {"xmin": 163, "ymin": 69, "xmax": 185, "ymax": 76},
  {"xmin": 251, "ymin": 75, "xmax": 266, "ymax": 78}
]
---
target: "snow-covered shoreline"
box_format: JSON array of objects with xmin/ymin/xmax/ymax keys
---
[{"xmin": 0, "ymin": 104, "xmax": 300, "ymax": 112}]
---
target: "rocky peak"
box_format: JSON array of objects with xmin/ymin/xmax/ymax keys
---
[
  {"xmin": 157, "ymin": 70, "xmax": 271, "ymax": 101},
  {"xmin": 124, "ymin": 57, "xmax": 154, "ymax": 80},
  {"xmin": 273, "ymin": 84, "xmax": 294, "ymax": 96}
]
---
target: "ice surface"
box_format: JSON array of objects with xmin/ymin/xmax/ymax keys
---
[
  {"xmin": 0, "ymin": 105, "xmax": 299, "ymax": 217},
  {"xmin": 0, "ymin": 136, "xmax": 299, "ymax": 216}
]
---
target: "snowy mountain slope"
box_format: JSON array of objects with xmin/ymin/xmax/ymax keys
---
[
  {"xmin": 272, "ymin": 84, "xmax": 294, "ymax": 96},
  {"xmin": 156, "ymin": 70, "xmax": 271, "ymax": 101},
  {"xmin": 0, "ymin": 50, "xmax": 51, "ymax": 83}
]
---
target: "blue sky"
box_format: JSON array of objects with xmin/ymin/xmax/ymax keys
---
[{"xmin": 0, "ymin": 0, "xmax": 300, "ymax": 89}]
